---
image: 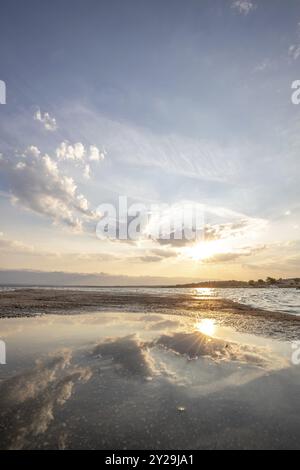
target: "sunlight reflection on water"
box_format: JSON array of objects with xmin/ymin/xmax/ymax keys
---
[
  {"xmin": 192, "ymin": 287, "xmax": 300, "ymax": 315},
  {"xmin": 196, "ymin": 319, "xmax": 216, "ymax": 336},
  {"xmin": 193, "ymin": 288, "xmax": 216, "ymax": 298},
  {"xmin": 0, "ymin": 310, "xmax": 294, "ymax": 450}
]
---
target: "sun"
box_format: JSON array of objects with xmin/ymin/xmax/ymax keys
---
[
  {"xmin": 196, "ymin": 319, "xmax": 216, "ymax": 337},
  {"xmin": 185, "ymin": 240, "xmax": 228, "ymax": 261}
]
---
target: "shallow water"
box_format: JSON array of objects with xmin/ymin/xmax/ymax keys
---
[
  {"xmin": 193, "ymin": 287, "xmax": 300, "ymax": 316},
  {"xmin": 0, "ymin": 311, "xmax": 299, "ymax": 450},
  {"xmin": 1, "ymin": 285, "xmax": 299, "ymax": 315}
]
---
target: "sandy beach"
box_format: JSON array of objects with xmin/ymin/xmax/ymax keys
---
[{"xmin": 0, "ymin": 288, "xmax": 300, "ymax": 340}]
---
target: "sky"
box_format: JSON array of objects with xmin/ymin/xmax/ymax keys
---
[{"xmin": 0, "ymin": 0, "xmax": 300, "ymax": 284}]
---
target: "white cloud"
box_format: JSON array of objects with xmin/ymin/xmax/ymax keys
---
[
  {"xmin": 34, "ymin": 108, "xmax": 57, "ymax": 131},
  {"xmin": 55, "ymin": 142, "xmax": 105, "ymax": 180},
  {"xmin": 89, "ymin": 145, "xmax": 105, "ymax": 162},
  {"xmin": 231, "ymin": 0, "xmax": 256, "ymax": 15},
  {"xmin": 83, "ymin": 164, "xmax": 91, "ymax": 180},
  {"xmin": 56, "ymin": 142, "xmax": 85, "ymax": 161},
  {"xmin": 0, "ymin": 350, "xmax": 92, "ymax": 449},
  {"xmin": 0, "ymin": 146, "xmax": 96, "ymax": 231},
  {"xmin": 56, "ymin": 142, "xmax": 106, "ymax": 163},
  {"xmin": 26, "ymin": 145, "xmax": 41, "ymax": 158}
]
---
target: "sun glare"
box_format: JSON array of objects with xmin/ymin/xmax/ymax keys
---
[
  {"xmin": 186, "ymin": 240, "xmax": 228, "ymax": 261},
  {"xmin": 196, "ymin": 319, "xmax": 216, "ymax": 337}
]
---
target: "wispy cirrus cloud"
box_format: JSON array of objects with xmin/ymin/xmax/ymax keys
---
[{"xmin": 58, "ymin": 104, "xmax": 241, "ymax": 185}]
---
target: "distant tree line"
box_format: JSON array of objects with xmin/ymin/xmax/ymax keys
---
[{"xmin": 172, "ymin": 277, "xmax": 300, "ymax": 288}]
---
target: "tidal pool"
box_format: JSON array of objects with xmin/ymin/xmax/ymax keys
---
[{"xmin": 0, "ymin": 311, "xmax": 299, "ymax": 450}]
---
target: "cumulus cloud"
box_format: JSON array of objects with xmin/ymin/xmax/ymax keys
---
[
  {"xmin": 34, "ymin": 108, "xmax": 57, "ymax": 131},
  {"xmin": 89, "ymin": 145, "xmax": 106, "ymax": 162},
  {"xmin": 231, "ymin": 0, "xmax": 256, "ymax": 15},
  {"xmin": 92, "ymin": 335, "xmax": 157, "ymax": 378},
  {"xmin": 0, "ymin": 350, "xmax": 92, "ymax": 449},
  {"xmin": 56, "ymin": 142, "xmax": 85, "ymax": 161},
  {"xmin": 0, "ymin": 146, "xmax": 96, "ymax": 231},
  {"xmin": 1, "ymin": 349, "xmax": 72, "ymax": 406},
  {"xmin": 56, "ymin": 142, "xmax": 105, "ymax": 163},
  {"xmin": 55, "ymin": 142, "xmax": 105, "ymax": 180}
]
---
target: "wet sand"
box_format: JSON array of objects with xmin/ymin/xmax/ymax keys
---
[{"xmin": 0, "ymin": 288, "xmax": 300, "ymax": 341}]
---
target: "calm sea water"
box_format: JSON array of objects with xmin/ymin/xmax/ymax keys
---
[
  {"xmin": 194, "ymin": 287, "xmax": 300, "ymax": 316},
  {"xmin": 1, "ymin": 285, "xmax": 300, "ymax": 315}
]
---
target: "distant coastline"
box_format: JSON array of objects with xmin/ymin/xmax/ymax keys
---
[
  {"xmin": 170, "ymin": 277, "xmax": 300, "ymax": 289},
  {"xmin": 0, "ymin": 277, "xmax": 299, "ymax": 289}
]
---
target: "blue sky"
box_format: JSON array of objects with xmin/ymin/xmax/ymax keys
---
[{"xmin": 0, "ymin": 0, "xmax": 300, "ymax": 283}]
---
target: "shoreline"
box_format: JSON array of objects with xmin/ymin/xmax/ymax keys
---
[
  {"xmin": 0, "ymin": 287, "xmax": 294, "ymax": 317},
  {"xmin": 0, "ymin": 283, "xmax": 299, "ymax": 289},
  {"xmin": 0, "ymin": 288, "xmax": 300, "ymax": 341}
]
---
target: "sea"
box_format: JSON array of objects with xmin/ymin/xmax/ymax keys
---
[{"xmin": 0, "ymin": 285, "xmax": 300, "ymax": 315}]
